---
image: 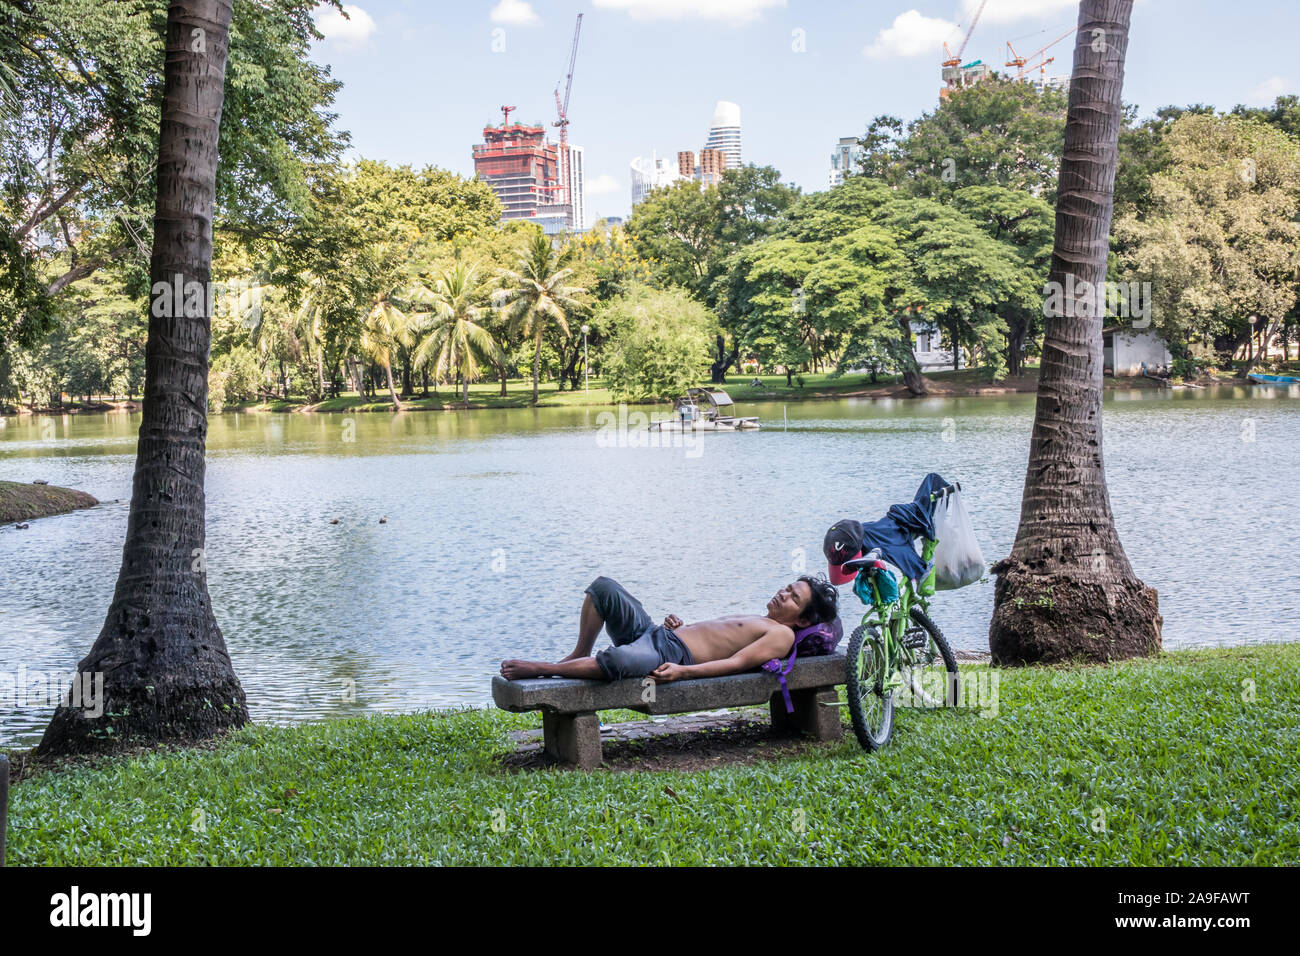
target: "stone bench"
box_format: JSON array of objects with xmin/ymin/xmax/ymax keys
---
[{"xmin": 491, "ymin": 651, "xmax": 847, "ymax": 769}]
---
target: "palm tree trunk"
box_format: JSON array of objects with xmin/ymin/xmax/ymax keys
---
[
  {"xmin": 384, "ymin": 361, "xmax": 402, "ymax": 409},
  {"xmin": 989, "ymin": 0, "xmax": 1160, "ymax": 666},
  {"xmin": 531, "ymin": 330, "xmax": 541, "ymax": 404},
  {"xmin": 39, "ymin": 0, "xmax": 247, "ymax": 755}
]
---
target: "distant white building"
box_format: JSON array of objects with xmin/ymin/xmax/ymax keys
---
[
  {"xmin": 538, "ymin": 144, "xmax": 585, "ymax": 235},
  {"xmin": 1104, "ymin": 326, "xmax": 1172, "ymax": 376},
  {"xmin": 630, "ymin": 153, "xmax": 684, "ymax": 207},
  {"xmin": 704, "ymin": 100, "xmax": 742, "ymax": 171},
  {"xmin": 912, "ymin": 319, "xmax": 963, "ymax": 371},
  {"xmin": 829, "ymin": 135, "xmax": 864, "ymax": 188},
  {"xmin": 565, "ymin": 144, "xmax": 586, "ymax": 232}
]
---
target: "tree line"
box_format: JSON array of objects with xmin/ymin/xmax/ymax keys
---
[{"xmin": 4, "ymin": 0, "xmax": 1297, "ymax": 408}]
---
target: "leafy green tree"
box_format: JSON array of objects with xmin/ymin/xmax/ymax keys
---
[
  {"xmin": 861, "ymin": 76, "xmax": 1069, "ymax": 201},
  {"xmin": 209, "ymin": 344, "xmax": 261, "ymax": 411},
  {"xmin": 1230, "ymin": 94, "xmax": 1300, "ymax": 141},
  {"xmin": 949, "ymin": 186, "xmax": 1055, "ymax": 375},
  {"xmin": 3, "ymin": 0, "xmax": 347, "ymax": 302},
  {"xmin": 626, "ymin": 166, "xmax": 800, "ymax": 382},
  {"xmin": 715, "ymin": 164, "xmax": 802, "ymax": 248},
  {"xmin": 1114, "ymin": 104, "xmax": 1215, "ymax": 221},
  {"xmin": 600, "ymin": 285, "xmax": 715, "ymax": 401},
  {"xmin": 624, "ymin": 179, "xmax": 720, "ymax": 296},
  {"xmin": 494, "ymin": 232, "xmax": 587, "ymax": 404},
  {"xmin": 1115, "ymin": 113, "xmax": 1300, "ymax": 368}
]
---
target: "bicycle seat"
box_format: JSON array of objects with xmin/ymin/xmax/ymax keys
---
[{"xmin": 839, "ymin": 555, "xmax": 887, "ymax": 575}]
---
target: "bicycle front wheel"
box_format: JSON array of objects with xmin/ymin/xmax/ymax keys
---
[{"xmin": 846, "ymin": 623, "xmax": 894, "ymax": 751}]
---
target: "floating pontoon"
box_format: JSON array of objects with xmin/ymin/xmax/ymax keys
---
[{"xmin": 650, "ymin": 387, "xmax": 760, "ymax": 432}]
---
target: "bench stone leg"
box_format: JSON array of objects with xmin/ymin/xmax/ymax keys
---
[
  {"xmin": 770, "ymin": 688, "xmax": 842, "ymax": 741},
  {"xmin": 542, "ymin": 711, "xmax": 602, "ymax": 769}
]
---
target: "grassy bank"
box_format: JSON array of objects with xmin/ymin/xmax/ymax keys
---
[
  {"xmin": 7, "ymin": 644, "xmax": 1296, "ymax": 865},
  {"xmin": 0, "ymin": 480, "xmax": 98, "ymax": 524},
  {"xmin": 220, "ymin": 366, "xmax": 1176, "ymax": 414}
]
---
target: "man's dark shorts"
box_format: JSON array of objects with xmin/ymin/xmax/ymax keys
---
[{"xmin": 586, "ymin": 576, "xmax": 695, "ymax": 680}]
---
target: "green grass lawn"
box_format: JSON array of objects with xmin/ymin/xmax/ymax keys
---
[
  {"xmin": 8, "ymin": 644, "xmax": 1296, "ymax": 865},
  {"xmin": 224, "ymin": 366, "xmax": 1048, "ymax": 414},
  {"xmin": 0, "ymin": 480, "xmax": 97, "ymax": 523},
  {"xmin": 717, "ymin": 366, "xmax": 1034, "ymax": 401},
  {"xmin": 231, "ymin": 378, "xmax": 627, "ymax": 413}
]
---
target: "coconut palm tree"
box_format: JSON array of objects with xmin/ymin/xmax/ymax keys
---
[
  {"xmin": 494, "ymin": 232, "xmax": 587, "ymax": 404},
  {"xmin": 989, "ymin": 0, "xmax": 1161, "ymax": 665},
  {"xmin": 360, "ymin": 290, "xmax": 418, "ymax": 410},
  {"xmin": 413, "ymin": 262, "xmax": 501, "ymax": 405},
  {"xmin": 39, "ymin": 0, "xmax": 247, "ymax": 755}
]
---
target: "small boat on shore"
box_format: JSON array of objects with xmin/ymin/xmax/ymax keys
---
[
  {"xmin": 1247, "ymin": 373, "xmax": 1300, "ymax": 385},
  {"xmin": 650, "ymin": 387, "xmax": 760, "ymax": 432}
]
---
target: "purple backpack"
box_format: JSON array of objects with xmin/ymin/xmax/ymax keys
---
[{"xmin": 762, "ymin": 619, "xmax": 844, "ymax": 713}]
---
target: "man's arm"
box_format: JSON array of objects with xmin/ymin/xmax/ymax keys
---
[{"xmin": 651, "ymin": 624, "xmax": 795, "ymax": 682}]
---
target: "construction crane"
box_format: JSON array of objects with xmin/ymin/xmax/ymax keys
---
[
  {"xmin": 1006, "ymin": 26, "xmax": 1077, "ymax": 88},
  {"xmin": 942, "ymin": 0, "xmax": 988, "ymax": 67},
  {"xmin": 500, "ymin": 105, "xmax": 516, "ymax": 127},
  {"xmin": 552, "ymin": 13, "xmax": 584, "ymax": 220}
]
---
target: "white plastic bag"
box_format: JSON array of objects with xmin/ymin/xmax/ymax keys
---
[{"xmin": 931, "ymin": 489, "xmax": 985, "ymax": 590}]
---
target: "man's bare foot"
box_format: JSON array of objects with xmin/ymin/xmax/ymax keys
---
[{"xmin": 500, "ymin": 659, "xmax": 547, "ymax": 680}]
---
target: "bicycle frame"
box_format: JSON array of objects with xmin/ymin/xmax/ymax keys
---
[{"xmin": 854, "ymin": 538, "xmax": 938, "ymax": 691}]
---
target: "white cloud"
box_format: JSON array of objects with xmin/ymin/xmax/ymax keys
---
[
  {"xmin": 1248, "ymin": 76, "xmax": 1291, "ymax": 104},
  {"xmin": 960, "ymin": 0, "xmax": 1080, "ymax": 25},
  {"xmin": 864, "ymin": 1, "xmax": 1084, "ymax": 60},
  {"xmin": 490, "ymin": 0, "xmax": 540, "ymax": 26},
  {"xmin": 587, "ymin": 174, "xmax": 621, "ymax": 196},
  {"xmin": 593, "ymin": 0, "xmax": 786, "ymax": 24},
  {"xmin": 313, "ymin": 4, "xmax": 377, "ymax": 45},
  {"xmin": 864, "ymin": 10, "xmax": 959, "ymax": 59}
]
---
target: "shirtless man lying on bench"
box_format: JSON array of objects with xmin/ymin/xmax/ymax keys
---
[{"xmin": 499, "ymin": 574, "xmax": 839, "ymax": 683}]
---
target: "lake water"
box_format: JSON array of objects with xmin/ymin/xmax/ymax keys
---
[{"xmin": 2, "ymin": 385, "xmax": 1297, "ymax": 746}]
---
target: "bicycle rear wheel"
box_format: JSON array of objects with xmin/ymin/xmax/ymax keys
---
[
  {"xmin": 901, "ymin": 606, "xmax": 960, "ymax": 708},
  {"xmin": 846, "ymin": 623, "xmax": 894, "ymax": 751}
]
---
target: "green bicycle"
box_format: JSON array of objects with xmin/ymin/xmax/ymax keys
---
[{"xmin": 841, "ymin": 495, "xmax": 961, "ymax": 752}]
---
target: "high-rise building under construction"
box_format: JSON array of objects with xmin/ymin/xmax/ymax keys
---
[
  {"xmin": 472, "ymin": 116, "xmax": 560, "ymax": 222},
  {"xmin": 472, "ymin": 112, "xmax": 584, "ymax": 234}
]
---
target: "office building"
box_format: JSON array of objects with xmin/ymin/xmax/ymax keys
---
[
  {"xmin": 704, "ymin": 100, "xmax": 742, "ymax": 170},
  {"xmin": 630, "ymin": 153, "xmax": 684, "ymax": 206},
  {"xmin": 829, "ymin": 136, "xmax": 864, "ymax": 187}
]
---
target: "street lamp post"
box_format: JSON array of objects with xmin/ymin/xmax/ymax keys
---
[{"xmin": 581, "ymin": 324, "xmax": 590, "ymax": 392}]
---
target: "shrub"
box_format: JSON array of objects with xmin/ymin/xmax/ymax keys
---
[
  {"xmin": 599, "ymin": 285, "xmax": 715, "ymax": 402},
  {"xmin": 209, "ymin": 346, "xmax": 262, "ymax": 411}
]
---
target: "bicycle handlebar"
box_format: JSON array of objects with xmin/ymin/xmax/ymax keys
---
[{"xmin": 929, "ymin": 481, "xmax": 960, "ymax": 502}]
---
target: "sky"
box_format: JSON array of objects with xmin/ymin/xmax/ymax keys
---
[{"xmin": 306, "ymin": 0, "xmax": 1299, "ymax": 220}]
